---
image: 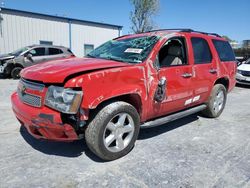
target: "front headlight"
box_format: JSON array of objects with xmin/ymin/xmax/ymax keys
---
[
  {"xmin": 45, "ymin": 86, "xmax": 83, "ymax": 114},
  {"xmin": 237, "ymin": 69, "xmax": 242, "ymax": 74}
]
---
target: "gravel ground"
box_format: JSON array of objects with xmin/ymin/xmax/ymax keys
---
[{"xmin": 0, "ymin": 79, "xmax": 250, "ymax": 188}]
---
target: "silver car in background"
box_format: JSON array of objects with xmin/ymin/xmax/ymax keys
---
[
  {"xmin": 0, "ymin": 45, "xmax": 74, "ymax": 79},
  {"xmin": 236, "ymin": 58, "xmax": 250, "ymax": 85}
]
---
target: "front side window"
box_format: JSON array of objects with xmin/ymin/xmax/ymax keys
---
[
  {"xmin": 212, "ymin": 40, "xmax": 236, "ymax": 62},
  {"xmin": 48, "ymin": 48, "xmax": 63, "ymax": 55},
  {"xmin": 191, "ymin": 37, "xmax": 212, "ymax": 64},
  {"xmin": 87, "ymin": 36, "xmax": 160, "ymax": 64},
  {"xmin": 29, "ymin": 48, "xmax": 46, "ymax": 56},
  {"xmin": 158, "ymin": 37, "xmax": 188, "ymax": 67}
]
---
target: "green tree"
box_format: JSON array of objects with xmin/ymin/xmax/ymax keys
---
[
  {"xmin": 222, "ymin": 35, "xmax": 233, "ymax": 42},
  {"xmin": 130, "ymin": 0, "xmax": 159, "ymax": 34}
]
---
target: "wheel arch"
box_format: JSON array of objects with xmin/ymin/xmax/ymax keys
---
[
  {"xmin": 89, "ymin": 93, "xmax": 143, "ymax": 120},
  {"xmin": 5, "ymin": 62, "xmax": 24, "ymax": 73},
  {"xmin": 214, "ymin": 77, "xmax": 229, "ymax": 91},
  {"xmin": 13, "ymin": 63, "xmax": 24, "ymax": 69}
]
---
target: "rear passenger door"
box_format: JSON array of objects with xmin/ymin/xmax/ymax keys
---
[
  {"xmin": 44, "ymin": 47, "xmax": 66, "ymax": 62},
  {"xmin": 189, "ymin": 36, "xmax": 217, "ymax": 105}
]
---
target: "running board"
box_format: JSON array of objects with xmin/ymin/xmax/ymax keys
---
[{"xmin": 140, "ymin": 104, "xmax": 207, "ymax": 129}]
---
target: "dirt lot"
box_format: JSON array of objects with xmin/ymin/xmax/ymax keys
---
[{"xmin": 0, "ymin": 79, "xmax": 249, "ymax": 188}]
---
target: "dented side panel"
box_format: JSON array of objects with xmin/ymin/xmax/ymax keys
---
[{"xmin": 65, "ymin": 65, "xmax": 150, "ymax": 121}]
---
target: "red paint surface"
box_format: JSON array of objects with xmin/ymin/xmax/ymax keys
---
[{"xmin": 12, "ymin": 31, "xmax": 237, "ymax": 141}]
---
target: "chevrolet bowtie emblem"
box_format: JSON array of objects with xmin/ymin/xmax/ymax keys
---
[{"xmin": 20, "ymin": 85, "xmax": 26, "ymax": 95}]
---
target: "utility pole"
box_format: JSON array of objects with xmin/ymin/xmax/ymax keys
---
[{"xmin": 0, "ymin": 0, "xmax": 4, "ymax": 37}]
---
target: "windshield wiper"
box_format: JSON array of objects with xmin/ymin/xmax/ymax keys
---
[{"xmin": 86, "ymin": 54, "xmax": 96, "ymax": 58}]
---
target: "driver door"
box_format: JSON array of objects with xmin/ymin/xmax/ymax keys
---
[
  {"xmin": 24, "ymin": 47, "xmax": 46, "ymax": 66},
  {"xmin": 152, "ymin": 37, "xmax": 194, "ymax": 118}
]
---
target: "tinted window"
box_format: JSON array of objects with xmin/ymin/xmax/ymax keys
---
[
  {"xmin": 212, "ymin": 40, "xmax": 236, "ymax": 62},
  {"xmin": 67, "ymin": 49, "xmax": 73, "ymax": 54},
  {"xmin": 48, "ymin": 48, "xmax": 63, "ymax": 55},
  {"xmin": 29, "ymin": 48, "xmax": 45, "ymax": 56},
  {"xmin": 191, "ymin": 38, "xmax": 212, "ymax": 64}
]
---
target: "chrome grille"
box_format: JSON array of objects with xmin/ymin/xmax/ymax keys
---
[
  {"xmin": 17, "ymin": 79, "xmax": 45, "ymax": 108},
  {"xmin": 17, "ymin": 89, "xmax": 42, "ymax": 107}
]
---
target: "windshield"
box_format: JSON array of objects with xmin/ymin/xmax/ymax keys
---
[
  {"xmin": 87, "ymin": 36, "xmax": 160, "ymax": 64},
  {"xmin": 9, "ymin": 47, "xmax": 29, "ymax": 56}
]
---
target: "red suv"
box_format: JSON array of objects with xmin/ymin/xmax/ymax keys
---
[{"xmin": 11, "ymin": 29, "xmax": 237, "ymax": 160}]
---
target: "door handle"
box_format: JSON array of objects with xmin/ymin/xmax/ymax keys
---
[
  {"xmin": 209, "ymin": 69, "xmax": 217, "ymax": 74},
  {"xmin": 182, "ymin": 73, "xmax": 193, "ymax": 78}
]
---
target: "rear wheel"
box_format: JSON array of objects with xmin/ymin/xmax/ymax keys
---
[
  {"xmin": 11, "ymin": 67, "xmax": 22, "ymax": 79},
  {"xmin": 202, "ymin": 84, "xmax": 227, "ymax": 118},
  {"xmin": 85, "ymin": 101, "xmax": 140, "ymax": 161}
]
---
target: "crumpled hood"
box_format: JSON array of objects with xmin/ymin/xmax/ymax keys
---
[
  {"xmin": 21, "ymin": 57, "xmax": 130, "ymax": 83},
  {"xmin": 0, "ymin": 54, "xmax": 15, "ymax": 61},
  {"xmin": 238, "ymin": 64, "xmax": 250, "ymax": 71}
]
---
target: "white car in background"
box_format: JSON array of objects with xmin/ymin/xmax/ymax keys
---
[{"xmin": 236, "ymin": 58, "xmax": 250, "ymax": 85}]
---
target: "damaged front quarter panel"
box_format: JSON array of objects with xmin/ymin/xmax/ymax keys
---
[{"xmin": 64, "ymin": 65, "xmax": 148, "ymax": 121}]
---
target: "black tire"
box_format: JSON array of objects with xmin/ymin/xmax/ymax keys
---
[
  {"xmin": 0, "ymin": 68, "xmax": 10, "ymax": 78},
  {"xmin": 85, "ymin": 101, "xmax": 140, "ymax": 161},
  {"xmin": 11, "ymin": 67, "xmax": 22, "ymax": 79},
  {"xmin": 0, "ymin": 73, "xmax": 7, "ymax": 78},
  {"xmin": 201, "ymin": 84, "xmax": 227, "ymax": 118}
]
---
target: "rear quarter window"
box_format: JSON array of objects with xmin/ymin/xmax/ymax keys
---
[{"xmin": 212, "ymin": 40, "xmax": 236, "ymax": 62}]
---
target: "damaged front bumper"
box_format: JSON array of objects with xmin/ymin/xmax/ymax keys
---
[{"xmin": 11, "ymin": 92, "xmax": 79, "ymax": 141}]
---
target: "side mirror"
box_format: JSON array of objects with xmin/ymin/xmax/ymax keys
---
[
  {"xmin": 154, "ymin": 77, "xmax": 167, "ymax": 102},
  {"xmin": 26, "ymin": 53, "xmax": 33, "ymax": 60}
]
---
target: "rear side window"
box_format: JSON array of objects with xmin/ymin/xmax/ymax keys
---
[
  {"xmin": 48, "ymin": 48, "xmax": 63, "ymax": 55},
  {"xmin": 212, "ymin": 40, "xmax": 236, "ymax": 62},
  {"xmin": 67, "ymin": 49, "xmax": 73, "ymax": 54},
  {"xmin": 191, "ymin": 37, "xmax": 212, "ymax": 64}
]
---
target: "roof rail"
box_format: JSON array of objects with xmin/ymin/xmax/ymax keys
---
[
  {"xmin": 146, "ymin": 28, "xmax": 194, "ymax": 33},
  {"xmin": 145, "ymin": 29, "xmax": 221, "ymax": 38},
  {"xmin": 192, "ymin": 31, "xmax": 221, "ymax": 38}
]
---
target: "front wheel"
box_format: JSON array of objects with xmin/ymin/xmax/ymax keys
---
[
  {"xmin": 202, "ymin": 84, "xmax": 227, "ymax": 118},
  {"xmin": 85, "ymin": 101, "xmax": 140, "ymax": 161},
  {"xmin": 11, "ymin": 67, "xmax": 22, "ymax": 79}
]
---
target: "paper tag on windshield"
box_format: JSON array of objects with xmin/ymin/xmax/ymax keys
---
[{"xmin": 125, "ymin": 48, "xmax": 143, "ymax": 54}]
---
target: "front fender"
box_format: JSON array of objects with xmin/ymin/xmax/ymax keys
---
[
  {"xmin": 65, "ymin": 65, "xmax": 148, "ymax": 110},
  {"xmin": 87, "ymin": 86, "xmax": 143, "ymax": 109},
  {"xmin": 3, "ymin": 61, "xmax": 15, "ymax": 75}
]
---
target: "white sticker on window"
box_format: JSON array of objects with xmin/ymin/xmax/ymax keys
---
[{"xmin": 125, "ymin": 48, "xmax": 143, "ymax": 54}]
